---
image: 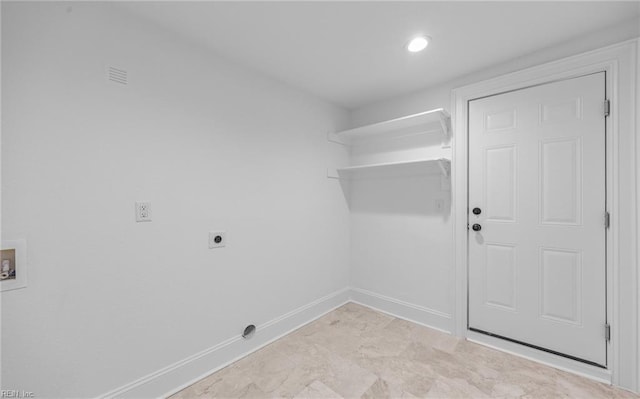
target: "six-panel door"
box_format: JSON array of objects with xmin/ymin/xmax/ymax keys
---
[{"xmin": 468, "ymin": 73, "xmax": 607, "ymax": 366}]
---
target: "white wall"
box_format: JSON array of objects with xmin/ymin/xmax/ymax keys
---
[
  {"xmin": 2, "ymin": 2, "xmax": 638, "ymax": 397},
  {"xmin": 348, "ymin": 16, "xmax": 640, "ymax": 321},
  {"xmin": 351, "ymin": 17, "xmax": 640, "ymax": 126},
  {"xmin": 0, "ymin": 1, "xmax": 4, "ymax": 392},
  {"xmin": 346, "ymin": 130, "xmax": 454, "ymax": 330},
  {"xmin": 1, "ymin": 2, "xmax": 350, "ymax": 397},
  {"xmin": 349, "ymin": 19, "xmax": 639, "ymax": 391}
]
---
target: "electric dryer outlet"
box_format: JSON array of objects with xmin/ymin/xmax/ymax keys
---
[{"xmin": 209, "ymin": 231, "xmax": 226, "ymax": 249}]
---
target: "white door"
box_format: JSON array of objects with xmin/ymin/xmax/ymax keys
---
[{"xmin": 468, "ymin": 73, "xmax": 607, "ymax": 366}]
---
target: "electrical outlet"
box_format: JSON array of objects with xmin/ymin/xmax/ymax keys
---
[
  {"xmin": 209, "ymin": 231, "xmax": 226, "ymax": 249},
  {"xmin": 135, "ymin": 201, "xmax": 152, "ymax": 222}
]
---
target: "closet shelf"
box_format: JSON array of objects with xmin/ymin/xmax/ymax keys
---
[
  {"xmin": 328, "ymin": 158, "xmax": 450, "ymax": 179},
  {"xmin": 328, "ymin": 108, "xmax": 451, "ymax": 145}
]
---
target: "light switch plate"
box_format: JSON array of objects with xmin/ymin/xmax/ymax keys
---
[{"xmin": 135, "ymin": 201, "xmax": 152, "ymax": 222}]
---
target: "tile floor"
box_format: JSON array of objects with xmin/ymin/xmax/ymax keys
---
[{"xmin": 171, "ymin": 303, "xmax": 637, "ymax": 398}]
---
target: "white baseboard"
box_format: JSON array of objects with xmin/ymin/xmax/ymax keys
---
[
  {"xmin": 466, "ymin": 330, "xmax": 612, "ymax": 385},
  {"xmin": 99, "ymin": 287, "xmax": 350, "ymax": 399},
  {"xmin": 99, "ymin": 286, "xmax": 631, "ymax": 398},
  {"xmin": 350, "ymin": 288, "xmax": 615, "ymax": 386},
  {"xmin": 349, "ymin": 287, "xmax": 454, "ymax": 334},
  {"xmin": 98, "ymin": 288, "xmax": 459, "ymax": 398},
  {"xmin": 98, "ymin": 286, "xmax": 619, "ymax": 398}
]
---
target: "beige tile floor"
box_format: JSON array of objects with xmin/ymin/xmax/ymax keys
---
[{"xmin": 171, "ymin": 303, "xmax": 638, "ymax": 398}]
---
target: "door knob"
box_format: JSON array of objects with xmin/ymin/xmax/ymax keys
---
[
  {"xmin": 472, "ymin": 207, "xmax": 482, "ymax": 215},
  {"xmin": 472, "ymin": 224, "xmax": 482, "ymax": 231}
]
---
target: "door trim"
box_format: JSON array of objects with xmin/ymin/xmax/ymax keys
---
[{"xmin": 451, "ymin": 39, "xmax": 638, "ymax": 390}]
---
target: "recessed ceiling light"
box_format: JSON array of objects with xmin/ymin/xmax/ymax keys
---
[{"xmin": 407, "ymin": 36, "xmax": 430, "ymax": 53}]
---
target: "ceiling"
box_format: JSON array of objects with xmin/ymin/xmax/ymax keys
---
[{"xmin": 118, "ymin": 2, "xmax": 640, "ymax": 109}]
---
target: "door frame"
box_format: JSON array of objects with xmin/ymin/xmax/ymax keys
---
[{"xmin": 451, "ymin": 40, "xmax": 638, "ymax": 390}]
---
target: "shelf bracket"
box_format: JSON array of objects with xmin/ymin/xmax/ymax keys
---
[
  {"xmin": 438, "ymin": 113, "xmax": 451, "ymax": 141},
  {"xmin": 327, "ymin": 131, "xmax": 348, "ymax": 146},
  {"xmin": 327, "ymin": 168, "xmax": 340, "ymax": 179},
  {"xmin": 439, "ymin": 159, "xmax": 451, "ymax": 191},
  {"xmin": 438, "ymin": 159, "xmax": 451, "ymax": 178}
]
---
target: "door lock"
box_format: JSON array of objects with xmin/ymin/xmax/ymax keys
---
[{"xmin": 472, "ymin": 207, "xmax": 482, "ymax": 215}]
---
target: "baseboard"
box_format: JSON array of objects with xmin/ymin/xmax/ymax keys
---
[
  {"xmin": 99, "ymin": 286, "xmax": 626, "ymax": 398},
  {"xmin": 98, "ymin": 287, "xmax": 350, "ymax": 399},
  {"xmin": 349, "ymin": 288, "xmax": 615, "ymax": 385},
  {"xmin": 466, "ymin": 330, "xmax": 612, "ymax": 385},
  {"xmin": 100, "ymin": 287, "xmax": 454, "ymax": 398},
  {"xmin": 349, "ymin": 287, "xmax": 454, "ymax": 334}
]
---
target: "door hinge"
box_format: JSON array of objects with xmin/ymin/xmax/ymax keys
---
[
  {"xmin": 605, "ymin": 211, "xmax": 611, "ymax": 229},
  {"xmin": 604, "ymin": 100, "xmax": 610, "ymax": 117},
  {"xmin": 605, "ymin": 324, "xmax": 611, "ymax": 342}
]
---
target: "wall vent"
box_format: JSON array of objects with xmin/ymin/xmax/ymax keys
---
[{"xmin": 107, "ymin": 66, "xmax": 127, "ymax": 85}]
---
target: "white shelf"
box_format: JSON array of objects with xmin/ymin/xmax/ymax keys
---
[
  {"xmin": 328, "ymin": 158, "xmax": 450, "ymax": 179},
  {"xmin": 328, "ymin": 108, "xmax": 451, "ymax": 145}
]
